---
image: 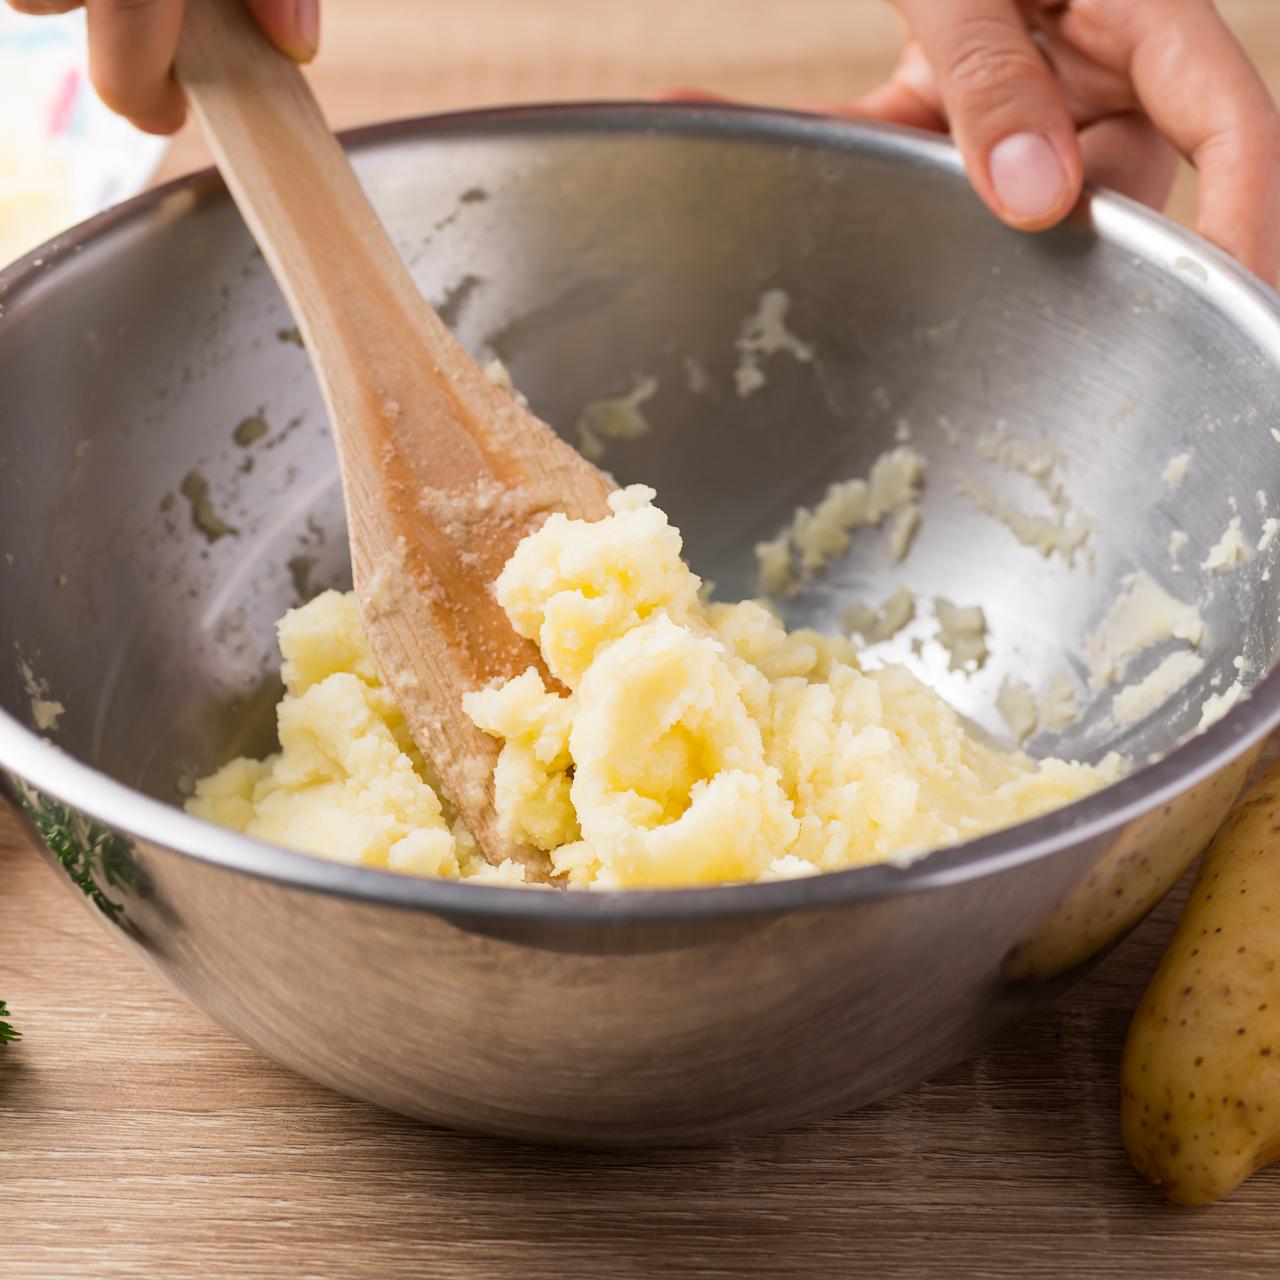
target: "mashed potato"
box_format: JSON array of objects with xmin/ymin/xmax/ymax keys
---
[
  {"xmin": 188, "ymin": 487, "xmax": 1120, "ymax": 889},
  {"xmin": 185, "ymin": 590, "xmax": 533, "ymax": 884}
]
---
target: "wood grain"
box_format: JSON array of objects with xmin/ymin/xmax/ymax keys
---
[
  {"xmin": 7, "ymin": 1, "xmax": 1280, "ymax": 1275},
  {"xmin": 9, "ymin": 808, "xmax": 1280, "ymax": 1280}
]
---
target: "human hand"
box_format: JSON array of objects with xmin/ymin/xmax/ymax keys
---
[
  {"xmin": 672, "ymin": 1, "xmax": 1280, "ymax": 281},
  {"xmin": 5, "ymin": 0, "xmax": 318, "ymax": 135},
  {"xmin": 854, "ymin": 0, "xmax": 1280, "ymax": 280}
]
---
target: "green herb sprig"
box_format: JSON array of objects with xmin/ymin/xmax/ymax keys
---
[{"xmin": 20, "ymin": 792, "xmax": 138, "ymax": 923}]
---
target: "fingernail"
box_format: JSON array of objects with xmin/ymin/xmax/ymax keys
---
[
  {"xmin": 989, "ymin": 132, "xmax": 1067, "ymax": 223},
  {"xmin": 294, "ymin": 0, "xmax": 320, "ymax": 60}
]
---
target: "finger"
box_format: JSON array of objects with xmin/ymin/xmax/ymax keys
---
[
  {"xmin": 847, "ymin": 42, "xmax": 947, "ymax": 133},
  {"xmin": 653, "ymin": 89, "xmax": 736, "ymax": 104},
  {"xmin": 1088, "ymin": 0, "xmax": 1280, "ymax": 282},
  {"xmin": 247, "ymin": 0, "xmax": 318, "ymax": 63},
  {"xmin": 84, "ymin": 0, "xmax": 186, "ymax": 135},
  {"xmin": 6, "ymin": 1, "xmax": 81, "ymax": 13},
  {"xmin": 1079, "ymin": 113, "xmax": 1179, "ymax": 210},
  {"xmin": 1029, "ymin": 22, "xmax": 1137, "ymax": 123},
  {"xmin": 896, "ymin": 0, "xmax": 1083, "ymax": 230},
  {"xmin": 827, "ymin": 87, "xmax": 943, "ymax": 131}
]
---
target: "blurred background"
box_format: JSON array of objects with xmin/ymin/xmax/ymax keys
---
[{"xmin": 2, "ymin": 0, "xmax": 1276, "ymax": 268}]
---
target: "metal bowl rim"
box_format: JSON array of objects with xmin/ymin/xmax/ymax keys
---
[{"xmin": 2, "ymin": 100, "xmax": 1278, "ymax": 923}]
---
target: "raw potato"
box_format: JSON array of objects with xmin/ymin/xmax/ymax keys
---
[
  {"xmin": 1122, "ymin": 760, "xmax": 1280, "ymax": 1204},
  {"xmin": 1003, "ymin": 756, "xmax": 1250, "ymax": 981}
]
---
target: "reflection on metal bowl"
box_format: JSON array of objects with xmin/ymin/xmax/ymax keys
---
[{"xmin": 3, "ymin": 105, "xmax": 1280, "ymax": 1144}]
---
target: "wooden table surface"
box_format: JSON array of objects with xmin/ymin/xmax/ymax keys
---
[{"xmin": 6, "ymin": 2, "xmax": 1280, "ymax": 1275}]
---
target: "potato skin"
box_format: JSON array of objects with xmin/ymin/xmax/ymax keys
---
[
  {"xmin": 1122, "ymin": 762, "xmax": 1280, "ymax": 1205},
  {"xmin": 1005, "ymin": 755, "xmax": 1250, "ymax": 981}
]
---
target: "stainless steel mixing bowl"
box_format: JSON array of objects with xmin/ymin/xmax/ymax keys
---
[{"xmin": 4, "ymin": 105, "xmax": 1280, "ymax": 1144}]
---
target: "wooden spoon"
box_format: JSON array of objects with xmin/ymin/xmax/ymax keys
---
[{"xmin": 175, "ymin": 0, "xmax": 611, "ymax": 871}]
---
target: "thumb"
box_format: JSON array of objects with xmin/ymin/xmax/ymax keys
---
[
  {"xmin": 896, "ymin": 0, "xmax": 1082, "ymax": 231},
  {"xmin": 246, "ymin": 0, "xmax": 319, "ymax": 62}
]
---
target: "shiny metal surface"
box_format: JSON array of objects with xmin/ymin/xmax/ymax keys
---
[{"xmin": 3, "ymin": 105, "xmax": 1280, "ymax": 1144}]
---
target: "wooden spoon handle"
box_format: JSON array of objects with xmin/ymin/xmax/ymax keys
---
[
  {"xmin": 175, "ymin": 0, "xmax": 612, "ymax": 553},
  {"xmin": 175, "ymin": 0, "xmax": 485, "ymax": 480},
  {"xmin": 175, "ymin": 0, "xmax": 400, "ymax": 321}
]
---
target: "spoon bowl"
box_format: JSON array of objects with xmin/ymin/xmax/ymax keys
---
[{"xmin": 176, "ymin": 0, "xmax": 610, "ymax": 868}]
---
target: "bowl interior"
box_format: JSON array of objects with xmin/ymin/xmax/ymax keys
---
[{"xmin": 3, "ymin": 107, "xmax": 1279, "ymax": 811}]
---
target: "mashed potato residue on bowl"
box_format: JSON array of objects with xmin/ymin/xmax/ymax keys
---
[{"xmin": 187, "ymin": 486, "xmax": 1121, "ymax": 889}]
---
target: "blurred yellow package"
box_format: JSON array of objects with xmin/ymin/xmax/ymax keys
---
[{"xmin": 0, "ymin": 10, "xmax": 168, "ymax": 269}]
